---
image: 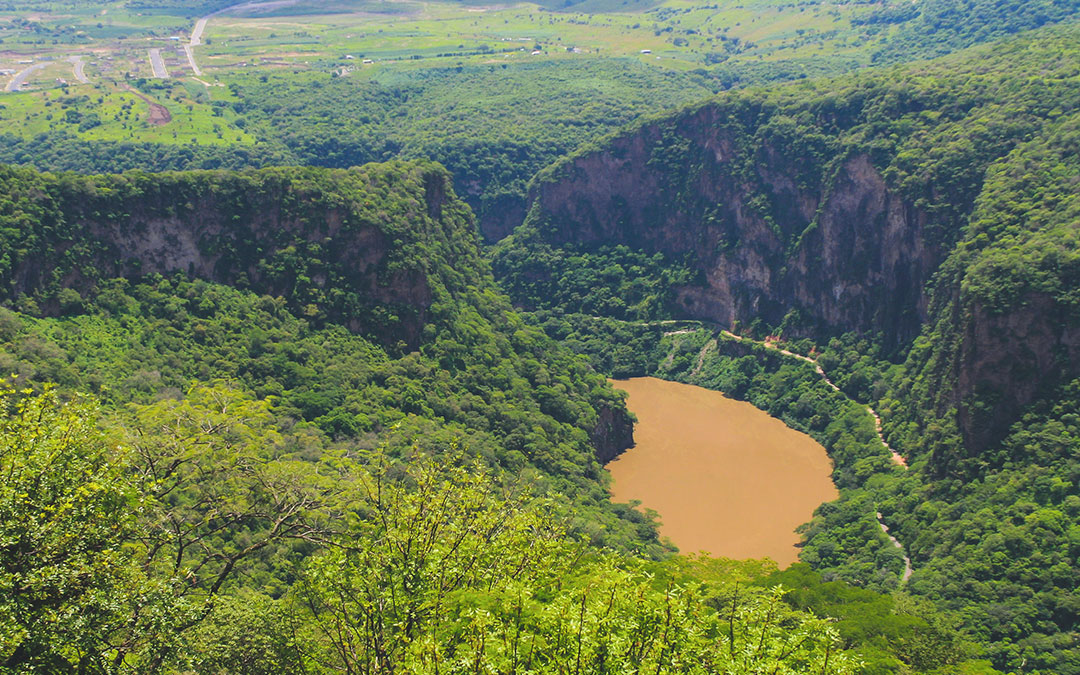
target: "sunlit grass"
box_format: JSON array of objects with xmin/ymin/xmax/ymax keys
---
[{"xmin": 0, "ymin": 0, "xmax": 893, "ymax": 142}]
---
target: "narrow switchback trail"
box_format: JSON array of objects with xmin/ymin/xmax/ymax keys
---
[
  {"xmin": 718, "ymin": 329, "xmax": 915, "ymax": 583},
  {"xmin": 606, "ymin": 318, "xmax": 916, "ymax": 582},
  {"xmin": 877, "ymin": 512, "xmax": 914, "ymax": 583},
  {"xmin": 719, "ymin": 330, "xmax": 907, "ymax": 469}
]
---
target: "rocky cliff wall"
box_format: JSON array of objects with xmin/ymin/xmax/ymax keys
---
[
  {"xmin": 591, "ymin": 401, "xmax": 636, "ymax": 464},
  {"xmin": 956, "ymin": 294, "xmax": 1080, "ymax": 454},
  {"xmin": 511, "ymin": 88, "xmax": 1080, "ymax": 463},
  {"xmin": 525, "ymin": 104, "xmax": 939, "ymax": 346},
  {"xmin": 5, "ymin": 164, "xmax": 460, "ymax": 348}
]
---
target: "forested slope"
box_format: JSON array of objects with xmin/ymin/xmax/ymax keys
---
[
  {"xmin": 3, "ymin": 4, "xmax": 1079, "ymax": 672},
  {"xmin": 4, "ymin": 1, "xmax": 1075, "ymax": 242},
  {"xmin": 494, "ymin": 25, "xmax": 1080, "ymax": 673},
  {"xmin": 0, "ymin": 159, "xmax": 915, "ymax": 673},
  {"xmin": 0, "ymin": 160, "xmax": 643, "ymax": 484},
  {"xmin": 0, "ymin": 61, "xmax": 721, "ymax": 241}
]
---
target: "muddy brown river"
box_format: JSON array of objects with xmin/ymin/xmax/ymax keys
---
[{"xmin": 606, "ymin": 377, "xmax": 838, "ymax": 566}]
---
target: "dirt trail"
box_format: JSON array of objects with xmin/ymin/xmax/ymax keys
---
[
  {"xmin": 720, "ymin": 329, "xmax": 916, "ymax": 583},
  {"xmin": 877, "ymin": 512, "xmax": 914, "ymax": 582},
  {"xmin": 720, "ymin": 330, "xmax": 907, "ymax": 468},
  {"xmin": 122, "ymin": 84, "xmax": 172, "ymax": 125},
  {"xmin": 607, "ymin": 318, "xmax": 914, "ymax": 578},
  {"xmin": 688, "ymin": 339, "xmax": 716, "ymax": 379}
]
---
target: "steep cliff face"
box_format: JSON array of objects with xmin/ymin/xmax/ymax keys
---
[
  {"xmin": 2, "ymin": 163, "xmax": 467, "ymax": 348},
  {"xmin": 891, "ymin": 117, "xmax": 1080, "ymax": 464},
  {"xmin": 590, "ymin": 401, "xmax": 635, "ymax": 464},
  {"xmin": 501, "ymin": 36, "xmax": 1080, "ymax": 464},
  {"xmin": 956, "ymin": 294, "xmax": 1080, "ymax": 454},
  {"xmin": 0, "ymin": 161, "xmax": 636, "ymax": 466},
  {"xmin": 523, "ymin": 103, "xmax": 939, "ymax": 345}
]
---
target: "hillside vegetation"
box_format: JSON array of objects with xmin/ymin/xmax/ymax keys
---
[
  {"xmin": 493, "ymin": 24, "xmax": 1080, "ymax": 673},
  {"xmin": 0, "ymin": 160, "xmax": 931, "ymax": 673},
  {"xmin": 2, "ymin": 3, "xmax": 1080, "ymax": 673},
  {"xmin": 2, "ymin": 0, "xmax": 1077, "ymax": 238}
]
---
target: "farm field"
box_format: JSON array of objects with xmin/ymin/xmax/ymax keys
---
[{"xmin": 0, "ymin": 0, "xmax": 891, "ymax": 146}]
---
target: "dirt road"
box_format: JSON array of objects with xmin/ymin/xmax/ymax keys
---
[
  {"xmin": 122, "ymin": 84, "xmax": 172, "ymax": 125},
  {"xmin": 877, "ymin": 512, "xmax": 914, "ymax": 582},
  {"xmin": 720, "ymin": 330, "xmax": 908, "ymax": 468}
]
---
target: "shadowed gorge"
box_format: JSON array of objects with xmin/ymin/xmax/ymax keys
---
[
  {"xmin": 495, "ymin": 24, "xmax": 1080, "ymax": 673},
  {"xmin": 2, "ymin": 1, "xmax": 1080, "ymax": 672}
]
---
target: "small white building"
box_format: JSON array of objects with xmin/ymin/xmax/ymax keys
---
[{"xmin": 640, "ymin": 49, "xmax": 652, "ymax": 54}]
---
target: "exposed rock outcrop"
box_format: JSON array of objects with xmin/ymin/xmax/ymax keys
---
[
  {"xmin": 4, "ymin": 163, "xmax": 465, "ymax": 348},
  {"xmin": 508, "ymin": 88, "xmax": 1079, "ymax": 464},
  {"xmin": 591, "ymin": 401, "xmax": 635, "ymax": 463},
  {"xmin": 0, "ymin": 161, "xmax": 637, "ymax": 465},
  {"xmin": 523, "ymin": 105, "xmax": 939, "ymax": 347},
  {"xmin": 956, "ymin": 293, "xmax": 1080, "ymax": 455}
]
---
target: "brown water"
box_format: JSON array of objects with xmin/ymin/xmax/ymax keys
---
[{"xmin": 606, "ymin": 377, "xmax": 838, "ymax": 566}]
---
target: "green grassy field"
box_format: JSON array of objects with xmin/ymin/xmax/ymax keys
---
[{"xmin": 0, "ymin": 0, "xmax": 894, "ymax": 145}]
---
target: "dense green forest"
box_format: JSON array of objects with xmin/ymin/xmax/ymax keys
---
[
  {"xmin": 491, "ymin": 23, "xmax": 1080, "ymax": 675},
  {"xmin": 3, "ymin": 2, "xmax": 1080, "ymax": 673},
  {"xmin": 3, "ymin": 0, "xmax": 1077, "ymax": 240},
  {"xmin": 869, "ymin": 0, "xmax": 1080, "ymax": 63},
  {"xmin": 0, "ymin": 61, "xmax": 721, "ymax": 239},
  {"xmin": 0, "ymin": 161, "xmax": 929, "ymax": 673}
]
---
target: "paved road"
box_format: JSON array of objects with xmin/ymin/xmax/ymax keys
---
[
  {"xmin": 4, "ymin": 62, "xmax": 48, "ymax": 92},
  {"xmin": 186, "ymin": 16, "xmax": 210, "ymax": 76},
  {"xmin": 186, "ymin": 0, "xmax": 302, "ymax": 77},
  {"xmin": 69, "ymin": 55, "xmax": 90, "ymax": 84},
  {"xmin": 148, "ymin": 48, "xmax": 169, "ymax": 78}
]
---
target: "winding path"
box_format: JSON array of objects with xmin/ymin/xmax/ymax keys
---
[
  {"xmin": 718, "ymin": 330, "xmax": 907, "ymax": 468},
  {"xmin": 652, "ymin": 319, "xmax": 915, "ymax": 578},
  {"xmin": 877, "ymin": 512, "xmax": 914, "ymax": 582},
  {"xmin": 716, "ymin": 329, "xmax": 915, "ymax": 582},
  {"xmin": 688, "ymin": 339, "xmax": 716, "ymax": 379},
  {"xmin": 185, "ymin": 0, "xmax": 304, "ymax": 78},
  {"xmin": 186, "ymin": 15, "xmax": 212, "ymax": 76}
]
